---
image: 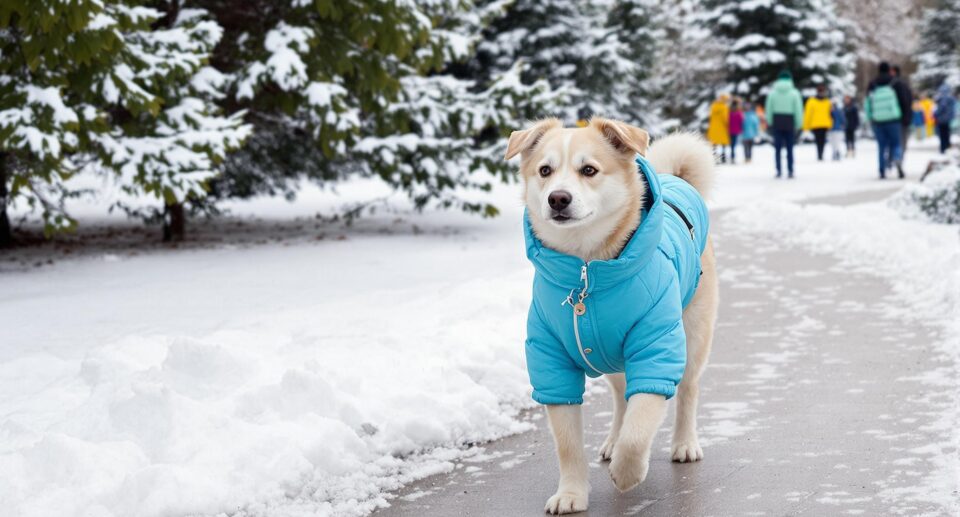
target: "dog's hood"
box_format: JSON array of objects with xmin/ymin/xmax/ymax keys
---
[{"xmin": 523, "ymin": 156, "xmax": 664, "ymax": 292}]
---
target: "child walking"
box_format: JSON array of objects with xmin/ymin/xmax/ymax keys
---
[
  {"xmin": 912, "ymin": 101, "xmax": 926, "ymax": 141},
  {"xmin": 829, "ymin": 100, "xmax": 845, "ymax": 161},
  {"xmin": 742, "ymin": 101, "xmax": 760, "ymax": 163},
  {"xmin": 729, "ymin": 99, "xmax": 744, "ymax": 164}
]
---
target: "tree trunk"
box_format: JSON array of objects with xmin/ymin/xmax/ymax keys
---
[
  {"xmin": 0, "ymin": 152, "xmax": 12, "ymax": 249},
  {"xmin": 162, "ymin": 202, "xmax": 185, "ymax": 242}
]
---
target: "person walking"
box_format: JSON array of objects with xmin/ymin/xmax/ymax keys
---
[
  {"xmin": 934, "ymin": 83, "xmax": 957, "ymax": 154},
  {"xmin": 729, "ymin": 99, "xmax": 744, "ymax": 164},
  {"xmin": 765, "ymin": 71, "xmax": 803, "ymax": 179},
  {"xmin": 829, "ymin": 100, "xmax": 845, "ymax": 161},
  {"xmin": 707, "ymin": 93, "xmax": 731, "ymax": 163},
  {"xmin": 891, "ymin": 65, "xmax": 914, "ymax": 162},
  {"xmin": 912, "ymin": 101, "xmax": 926, "ymax": 141},
  {"xmin": 803, "ymin": 84, "xmax": 833, "ymax": 161},
  {"xmin": 742, "ymin": 101, "xmax": 760, "ymax": 163},
  {"xmin": 865, "ymin": 62, "xmax": 905, "ymax": 179},
  {"xmin": 843, "ymin": 95, "xmax": 860, "ymax": 157},
  {"xmin": 920, "ymin": 92, "xmax": 936, "ymax": 137},
  {"xmin": 756, "ymin": 103, "xmax": 768, "ymax": 137}
]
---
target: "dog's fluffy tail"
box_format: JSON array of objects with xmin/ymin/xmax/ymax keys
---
[{"xmin": 646, "ymin": 132, "xmax": 714, "ymax": 199}]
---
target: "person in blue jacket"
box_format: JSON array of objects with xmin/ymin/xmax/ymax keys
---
[
  {"xmin": 934, "ymin": 83, "xmax": 957, "ymax": 154},
  {"xmin": 524, "ymin": 156, "xmax": 708, "ymax": 406},
  {"xmin": 912, "ymin": 102, "xmax": 926, "ymax": 141},
  {"xmin": 741, "ymin": 101, "xmax": 760, "ymax": 163}
]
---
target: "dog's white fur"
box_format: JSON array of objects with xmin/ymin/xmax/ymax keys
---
[{"xmin": 506, "ymin": 119, "xmax": 719, "ymax": 514}]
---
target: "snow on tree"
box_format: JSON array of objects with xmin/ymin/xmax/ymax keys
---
[
  {"xmin": 834, "ymin": 0, "xmax": 921, "ymax": 63},
  {"xmin": 702, "ymin": 0, "xmax": 855, "ymax": 99},
  {"xmin": 0, "ymin": 0, "xmax": 249, "ymax": 244},
  {"xmin": 914, "ymin": 0, "xmax": 960, "ymax": 91},
  {"xmin": 646, "ymin": 0, "xmax": 726, "ymax": 130},
  {"xmin": 472, "ymin": 0, "xmax": 630, "ymax": 122},
  {"xmin": 200, "ymin": 0, "xmax": 552, "ymax": 218},
  {"xmin": 599, "ymin": 0, "xmax": 660, "ymax": 126}
]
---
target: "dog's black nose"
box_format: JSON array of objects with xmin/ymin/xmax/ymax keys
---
[{"xmin": 548, "ymin": 190, "xmax": 572, "ymax": 211}]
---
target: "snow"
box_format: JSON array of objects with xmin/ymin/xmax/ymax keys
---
[
  {"xmin": 263, "ymin": 23, "xmax": 314, "ymax": 91},
  {"xmin": 3, "ymin": 140, "xmax": 958, "ymax": 516}
]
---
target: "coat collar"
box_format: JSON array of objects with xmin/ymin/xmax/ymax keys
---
[{"xmin": 524, "ymin": 156, "xmax": 664, "ymax": 292}]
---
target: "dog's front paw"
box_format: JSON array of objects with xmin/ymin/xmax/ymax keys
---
[
  {"xmin": 598, "ymin": 431, "xmax": 618, "ymax": 461},
  {"xmin": 671, "ymin": 440, "xmax": 703, "ymax": 463},
  {"xmin": 544, "ymin": 490, "xmax": 588, "ymax": 515},
  {"xmin": 608, "ymin": 447, "xmax": 649, "ymax": 492}
]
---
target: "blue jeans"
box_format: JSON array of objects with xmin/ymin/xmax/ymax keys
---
[
  {"xmin": 730, "ymin": 134, "xmax": 739, "ymax": 161},
  {"xmin": 872, "ymin": 121, "xmax": 902, "ymax": 176},
  {"xmin": 773, "ymin": 129, "xmax": 794, "ymax": 177}
]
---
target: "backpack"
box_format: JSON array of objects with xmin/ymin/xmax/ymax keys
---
[{"xmin": 868, "ymin": 85, "xmax": 901, "ymax": 123}]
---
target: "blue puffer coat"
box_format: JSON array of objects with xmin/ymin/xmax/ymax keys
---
[{"xmin": 524, "ymin": 157, "xmax": 709, "ymax": 405}]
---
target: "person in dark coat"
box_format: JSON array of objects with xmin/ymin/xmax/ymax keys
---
[
  {"xmin": 842, "ymin": 95, "xmax": 859, "ymax": 157},
  {"xmin": 891, "ymin": 65, "xmax": 914, "ymax": 161},
  {"xmin": 934, "ymin": 83, "xmax": 957, "ymax": 154}
]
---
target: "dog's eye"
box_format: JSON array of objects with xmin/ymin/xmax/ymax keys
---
[
  {"xmin": 581, "ymin": 165, "xmax": 598, "ymax": 177},
  {"xmin": 538, "ymin": 165, "xmax": 552, "ymax": 177}
]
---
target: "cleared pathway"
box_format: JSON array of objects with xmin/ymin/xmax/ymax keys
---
[{"xmin": 373, "ymin": 192, "xmax": 955, "ymax": 516}]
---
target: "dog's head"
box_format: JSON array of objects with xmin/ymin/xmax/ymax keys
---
[{"xmin": 506, "ymin": 117, "xmax": 649, "ymax": 260}]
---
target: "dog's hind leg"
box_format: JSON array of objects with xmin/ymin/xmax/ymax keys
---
[
  {"xmin": 599, "ymin": 373, "xmax": 626, "ymax": 460},
  {"xmin": 544, "ymin": 404, "xmax": 589, "ymax": 514},
  {"xmin": 673, "ymin": 237, "xmax": 719, "ymax": 463}
]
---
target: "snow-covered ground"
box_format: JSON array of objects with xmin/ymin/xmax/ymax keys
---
[{"xmin": 1, "ymin": 139, "xmax": 958, "ymax": 516}]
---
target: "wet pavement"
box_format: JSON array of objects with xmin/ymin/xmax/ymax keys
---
[{"xmin": 373, "ymin": 194, "xmax": 956, "ymax": 517}]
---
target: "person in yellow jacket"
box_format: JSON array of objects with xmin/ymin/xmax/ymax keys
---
[
  {"xmin": 803, "ymin": 84, "xmax": 833, "ymax": 161},
  {"xmin": 919, "ymin": 93, "xmax": 935, "ymax": 136},
  {"xmin": 707, "ymin": 93, "xmax": 731, "ymax": 163}
]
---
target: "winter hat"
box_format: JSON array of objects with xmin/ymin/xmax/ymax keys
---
[{"xmin": 777, "ymin": 70, "xmax": 792, "ymax": 80}]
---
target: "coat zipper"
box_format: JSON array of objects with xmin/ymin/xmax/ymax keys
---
[{"xmin": 570, "ymin": 264, "xmax": 602, "ymax": 375}]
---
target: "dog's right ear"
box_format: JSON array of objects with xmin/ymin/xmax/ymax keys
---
[{"xmin": 504, "ymin": 118, "xmax": 563, "ymax": 160}]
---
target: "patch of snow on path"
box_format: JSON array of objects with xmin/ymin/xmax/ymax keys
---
[{"xmin": 723, "ymin": 188, "xmax": 960, "ymax": 514}]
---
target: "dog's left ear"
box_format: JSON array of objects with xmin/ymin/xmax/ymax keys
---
[{"xmin": 590, "ymin": 118, "xmax": 649, "ymax": 157}]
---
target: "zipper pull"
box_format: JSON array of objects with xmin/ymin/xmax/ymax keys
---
[
  {"xmin": 574, "ymin": 264, "xmax": 588, "ymax": 315},
  {"xmin": 573, "ymin": 302, "xmax": 586, "ymax": 316}
]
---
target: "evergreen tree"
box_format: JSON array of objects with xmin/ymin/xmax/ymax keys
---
[
  {"xmin": 601, "ymin": 0, "xmax": 660, "ymax": 126},
  {"xmin": 914, "ymin": 0, "xmax": 960, "ymax": 91},
  {"xmin": 200, "ymin": 0, "xmax": 552, "ymax": 218},
  {"xmin": 473, "ymin": 0, "xmax": 623, "ymax": 122},
  {"xmin": 0, "ymin": 0, "xmax": 248, "ymax": 244},
  {"xmin": 702, "ymin": 0, "xmax": 854, "ymax": 99},
  {"xmin": 650, "ymin": 0, "xmax": 725, "ymax": 130}
]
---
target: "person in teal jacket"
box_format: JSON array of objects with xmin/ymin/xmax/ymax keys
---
[
  {"xmin": 524, "ymin": 156, "xmax": 709, "ymax": 405},
  {"xmin": 741, "ymin": 101, "xmax": 760, "ymax": 163},
  {"xmin": 765, "ymin": 71, "xmax": 804, "ymax": 178}
]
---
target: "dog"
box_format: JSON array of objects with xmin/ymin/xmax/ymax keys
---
[{"xmin": 505, "ymin": 118, "xmax": 718, "ymax": 514}]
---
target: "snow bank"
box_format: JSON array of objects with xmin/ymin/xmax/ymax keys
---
[{"xmin": 0, "ymin": 230, "xmax": 536, "ymax": 516}]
